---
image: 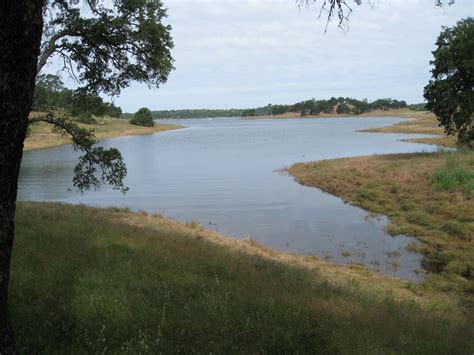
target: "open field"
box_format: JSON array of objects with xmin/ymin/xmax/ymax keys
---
[
  {"xmin": 288, "ymin": 149, "xmax": 474, "ymax": 310},
  {"xmin": 25, "ymin": 115, "xmax": 182, "ymax": 151},
  {"xmin": 11, "ymin": 202, "xmax": 472, "ymax": 353}
]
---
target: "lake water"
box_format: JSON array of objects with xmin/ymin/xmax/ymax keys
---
[{"xmin": 19, "ymin": 116, "xmax": 437, "ymax": 281}]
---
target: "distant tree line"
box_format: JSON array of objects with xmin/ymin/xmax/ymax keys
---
[
  {"xmin": 33, "ymin": 74, "xmax": 123, "ymax": 123},
  {"xmin": 146, "ymin": 108, "xmax": 244, "ymax": 119},
  {"xmin": 134, "ymin": 98, "xmax": 424, "ymax": 120},
  {"xmin": 242, "ymin": 97, "xmax": 409, "ymax": 117}
]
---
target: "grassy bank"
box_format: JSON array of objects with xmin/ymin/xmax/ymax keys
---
[
  {"xmin": 25, "ymin": 116, "xmax": 181, "ymax": 151},
  {"xmin": 357, "ymin": 109, "xmax": 455, "ymax": 147},
  {"xmin": 288, "ymin": 149, "xmax": 474, "ymax": 308},
  {"xmin": 11, "ymin": 202, "xmax": 472, "ymax": 353}
]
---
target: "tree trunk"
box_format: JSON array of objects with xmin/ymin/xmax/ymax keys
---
[{"xmin": 0, "ymin": 1, "xmax": 44, "ymax": 352}]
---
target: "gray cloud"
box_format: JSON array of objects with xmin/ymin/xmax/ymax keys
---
[{"xmin": 46, "ymin": 0, "xmax": 474, "ymax": 111}]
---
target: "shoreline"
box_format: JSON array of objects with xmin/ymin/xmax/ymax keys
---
[
  {"xmin": 247, "ymin": 108, "xmax": 453, "ymax": 146},
  {"xmin": 22, "ymin": 111, "xmax": 469, "ymax": 311},
  {"xmin": 242, "ymin": 108, "xmax": 427, "ymax": 120},
  {"xmin": 13, "ymin": 201, "xmax": 471, "ymax": 351},
  {"xmin": 17, "ymin": 201, "xmax": 464, "ymax": 318},
  {"xmin": 286, "ymin": 117, "xmax": 473, "ymax": 310},
  {"xmin": 24, "ymin": 117, "xmax": 183, "ymax": 152}
]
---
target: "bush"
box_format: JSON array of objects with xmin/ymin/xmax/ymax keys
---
[
  {"xmin": 76, "ymin": 113, "xmax": 97, "ymax": 124},
  {"xmin": 432, "ymin": 155, "xmax": 474, "ymax": 198},
  {"xmin": 130, "ymin": 107, "xmax": 154, "ymax": 127}
]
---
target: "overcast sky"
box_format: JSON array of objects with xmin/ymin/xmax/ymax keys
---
[{"xmin": 50, "ymin": 0, "xmax": 473, "ymax": 112}]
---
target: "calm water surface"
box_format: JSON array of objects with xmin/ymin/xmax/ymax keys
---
[{"xmin": 19, "ymin": 116, "xmax": 437, "ymax": 280}]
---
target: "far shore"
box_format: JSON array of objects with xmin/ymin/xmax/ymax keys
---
[
  {"xmin": 244, "ymin": 108, "xmax": 453, "ymax": 146},
  {"xmin": 24, "ymin": 115, "xmax": 183, "ymax": 152},
  {"xmin": 242, "ymin": 108, "xmax": 432, "ymax": 120}
]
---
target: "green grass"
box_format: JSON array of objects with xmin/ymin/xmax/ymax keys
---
[
  {"xmin": 10, "ymin": 202, "xmax": 472, "ymax": 353},
  {"xmin": 432, "ymin": 154, "xmax": 474, "ymax": 198}
]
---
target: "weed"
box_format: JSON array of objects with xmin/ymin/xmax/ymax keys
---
[{"xmin": 432, "ymin": 155, "xmax": 474, "ymax": 198}]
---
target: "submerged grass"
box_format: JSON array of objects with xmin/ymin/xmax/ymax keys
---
[
  {"xmin": 11, "ymin": 202, "xmax": 472, "ymax": 353},
  {"xmin": 288, "ymin": 149, "xmax": 474, "ymax": 309}
]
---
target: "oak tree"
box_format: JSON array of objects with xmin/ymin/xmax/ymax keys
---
[
  {"xmin": 424, "ymin": 17, "xmax": 474, "ymax": 146},
  {"xmin": 0, "ymin": 0, "xmax": 173, "ymax": 351},
  {"xmin": 130, "ymin": 107, "xmax": 154, "ymax": 127}
]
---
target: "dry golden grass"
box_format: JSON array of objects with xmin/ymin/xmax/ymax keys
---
[
  {"xmin": 358, "ymin": 109, "xmax": 456, "ymax": 147},
  {"xmin": 288, "ymin": 150, "xmax": 474, "ymax": 310},
  {"xmin": 25, "ymin": 115, "xmax": 182, "ymax": 151}
]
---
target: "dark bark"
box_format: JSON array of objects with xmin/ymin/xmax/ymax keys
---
[{"xmin": 0, "ymin": 1, "xmax": 45, "ymax": 353}]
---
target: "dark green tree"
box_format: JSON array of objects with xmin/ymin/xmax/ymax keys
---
[
  {"xmin": 424, "ymin": 17, "xmax": 474, "ymax": 145},
  {"xmin": 70, "ymin": 93, "xmax": 106, "ymax": 123},
  {"xmin": 336, "ymin": 103, "xmax": 350, "ymax": 114},
  {"xmin": 130, "ymin": 107, "xmax": 155, "ymax": 127},
  {"xmin": 105, "ymin": 103, "xmax": 123, "ymax": 118},
  {"xmin": 0, "ymin": 0, "xmax": 173, "ymax": 351},
  {"xmin": 32, "ymin": 74, "xmax": 66, "ymax": 110},
  {"xmin": 310, "ymin": 105, "xmax": 321, "ymax": 115}
]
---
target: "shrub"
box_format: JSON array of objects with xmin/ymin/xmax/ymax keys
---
[
  {"xmin": 76, "ymin": 113, "xmax": 97, "ymax": 124},
  {"xmin": 130, "ymin": 107, "xmax": 154, "ymax": 127}
]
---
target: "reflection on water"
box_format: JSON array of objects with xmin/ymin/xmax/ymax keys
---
[{"xmin": 19, "ymin": 116, "xmax": 437, "ymax": 281}]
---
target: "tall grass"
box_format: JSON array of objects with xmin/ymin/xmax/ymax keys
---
[
  {"xmin": 10, "ymin": 202, "xmax": 472, "ymax": 353},
  {"xmin": 432, "ymin": 154, "xmax": 474, "ymax": 198}
]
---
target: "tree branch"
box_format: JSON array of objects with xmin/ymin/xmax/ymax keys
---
[
  {"xmin": 28, "ymin": 112, "xmax": 128, "ymax": 193},
  {"xmin": 37, "ymin": 29, "xmax": 72, "ymax": 74}
]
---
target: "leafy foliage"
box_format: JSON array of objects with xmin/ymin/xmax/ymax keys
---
[
  {"xmin": 336, "ymin": 103, "xmax": 350, "ymax": 114},
  {"xmin": 31, "ymin": 0, "xmax": 175, "ymax": 194},
  {"xmin": 130, "ymin": 107, "xmax": 154, "ymax": 127},
  {"xmin": 407, "ymin": 103, "xmax": 427, "ymax": 111},
  {"xmin": 33, "ymin": 74, "xmax": 123, "ymax": 119},
  {"xmin": 424, "ymin": 17, "xmax": 474, "ymax": 146},
  {"xmin": 30, "ymin": 0, "xmax": 173, "ymax": 193},
  {"xmin": 33, "ymin": 74, "xmax": 72, "ymax": 111},
  {"xmin": 40, "ymin": 0, "xmax": 174, "ymax": 95},
  {"xmin": 30, "ymin": 112, "xmax": 128, "ymax": 193}
]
